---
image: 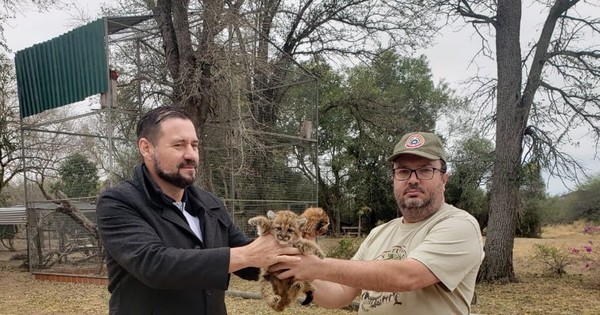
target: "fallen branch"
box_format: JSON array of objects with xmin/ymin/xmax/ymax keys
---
[{"xmin": 54, "ymin": 191, "xmax": 99, "ymax": 241}]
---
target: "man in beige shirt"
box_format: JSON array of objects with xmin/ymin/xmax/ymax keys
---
[{"xmin": 271, "ymin": 132, "xmax": 484, "ymax": 314}]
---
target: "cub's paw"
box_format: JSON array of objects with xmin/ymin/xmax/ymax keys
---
[
  {"xmin": 267, "ymin": 295, "xmax": 282, "ymax": 305},
  {"xmin": 315, "ymin": 248, "xmax": 326, "ymax": 259},
  {"xmin": 292, "ymin": 281, "xmax": 305, "ymax": 291},
  {"xmin": 247, "ymin": 216, "xmax": 262, "ymax": 225}
]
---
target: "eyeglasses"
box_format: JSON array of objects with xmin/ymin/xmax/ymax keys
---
[{"xmin": 392, "ymin": 167, "xmax": 445, "ymax": 181}]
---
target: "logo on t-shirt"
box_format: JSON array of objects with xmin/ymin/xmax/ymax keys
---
[
  {"xmin": 359, "ymin": 245, "xmax": 407, "ymax": 312},
  {"xmin": 378, "ymin": 246, "xmax": 407, "ymax": 260}
]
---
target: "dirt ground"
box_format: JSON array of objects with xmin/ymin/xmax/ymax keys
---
[{"xmin": 0, "ymin": 223, "xmax": 599, "ymax": 315}]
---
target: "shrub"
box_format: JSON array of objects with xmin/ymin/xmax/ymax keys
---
[
  {"xmin": 567, "ymin": 223, "xmax": 600, "ymax": 287},
  {"xmin": 571, "ymin": 224, "xmax": 599, "ymax": 272},
  {"xmin": 531, "ymin": 243, "xmax": 574, "ymax": 277},
  {"xmin": 327, "ymin": 238, "xmax": 362, "ymax": 259},
  {"xmin": 571, "ymin": 241, "xmax": 597, "ymax": 270}
]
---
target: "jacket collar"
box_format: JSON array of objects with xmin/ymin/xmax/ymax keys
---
[
  {"xmin": 136, "ymin": 164, "xmax": 179, "ymax": 206},
  {"xmin": 134, "ymin": 164, "xmax": 224, "ymax": 246}
]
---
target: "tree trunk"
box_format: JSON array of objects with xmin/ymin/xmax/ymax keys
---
[
  {"xmin": 478, "ymin": 0, "xmax": 578, "ymax": 283},
  {"xmin": 26, "ymin": 207, "xmax": 43, "ymax": 270},
  {"xmin": 152, "ymin": 0, "xmax": 224, "ymax": 191},
  {"xmin": 478, "ymin": 0, "xmax": 524, "ymax": 283}
]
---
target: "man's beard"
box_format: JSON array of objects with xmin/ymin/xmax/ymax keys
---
[
  {"xmin": 153, "ymin": 154, "xmax": 197, "ymax": 189},
  {"xmin": 395, "ymin": 182, "xmax": 443, "ymax": 222}
]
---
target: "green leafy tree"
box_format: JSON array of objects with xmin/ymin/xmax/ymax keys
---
[
  {"xmin": 446, "ymin": 135, "xmax": 494, "ymax": 231},
  {"xmin": 305, "ymin": 51, "xmax": 462, "ymax": 232},
  {"xmin": 53, "ymin": 153, "xmax": 99, "ymax": 198},
  {"xmin": 517, "ymin": 162, "xmax": 546, "ymax": 238}
]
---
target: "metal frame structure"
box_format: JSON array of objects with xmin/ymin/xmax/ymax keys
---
[{"xmin": 17, "ymin": 16, "xmax": 155, "ymax": 271}]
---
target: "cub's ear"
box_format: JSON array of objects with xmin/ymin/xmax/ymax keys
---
[
  {"xmin": 267, "ymin": 210, "xmax": 276, "ymax": 220},
  {"xmin": 297, "ymin": 217, "xmax": 307, "ymax": 227}
]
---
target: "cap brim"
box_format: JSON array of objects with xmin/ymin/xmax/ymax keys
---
[{"xmin": 387, "ymin": 151, "xmax": 441, "ymax": 162}]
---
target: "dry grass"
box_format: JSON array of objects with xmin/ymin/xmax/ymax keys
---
[
  {"xmin": 0, "ymin": 223, "xmax": 598, "ymax": 315},
  {"xmin": 471, "ymin": 222, "xmax": 600, "ymax": 315}
]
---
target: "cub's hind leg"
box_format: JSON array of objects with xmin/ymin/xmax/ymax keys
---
[{"xmin": 260, "ymin": 272, "xmax": 283, "ymax": 311}]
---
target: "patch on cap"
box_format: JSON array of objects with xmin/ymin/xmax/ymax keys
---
[{"xmin": 405, "ymin": 133, "xmax": 425, "ymax": 149}]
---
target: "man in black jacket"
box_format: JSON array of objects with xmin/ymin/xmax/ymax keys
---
[{"xmin": 96, "ymin": 106, "xmax": 299, "ymax": 315}]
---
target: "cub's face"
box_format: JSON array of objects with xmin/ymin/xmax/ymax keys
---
[
  {"xmin": 272, "ymin": 219, "xmax": 300, "ymax": 244},
  {"xmin": 269, "ymin": 210, "xmax": 305, "ymax": 245}
]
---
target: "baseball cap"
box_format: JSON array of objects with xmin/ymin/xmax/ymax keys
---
[{"xmin": 387, "ymin": 132, "xmax": 446, "ymax": 162}]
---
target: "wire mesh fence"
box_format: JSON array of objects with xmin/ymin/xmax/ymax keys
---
[{"xmin": 24, "ymin": 199, "xmax": 102, "ymax": 273}]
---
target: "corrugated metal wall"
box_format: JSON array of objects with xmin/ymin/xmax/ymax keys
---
[
  {"xmin": 0, "ymin": 207, "xmax": 26, "ymax": 225},
  {"xmin": 15, "ymin": 18, "xmax": 109, "ymax": 118}
]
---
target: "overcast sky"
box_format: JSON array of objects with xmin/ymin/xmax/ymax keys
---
[{"xmin": 4, "ymin": 1, "xmax": 599, "ymax": 196}]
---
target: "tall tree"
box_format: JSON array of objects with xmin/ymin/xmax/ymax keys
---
[
  {"xmin": 0, "ymin": 53, "xmax": 21, "ymax": 203},
  {"xmin": 145, "ymin": 0, "xmax": 222, "ymax": 188},
  {"xmin": 240, "ymin": 1, "xmax": 440, "ymax": 200},
  {"xmin": 109, "ymin": 0, "xmax": 441, "ymax": 190},
  {"xmin": 423, "ymin": 0, "xmax": 600, "ymax": 282}
]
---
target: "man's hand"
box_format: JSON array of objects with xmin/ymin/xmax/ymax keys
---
[
  {"xmin": 229, "ymin": 234, "xmax": 300, "ymax": 272},
  {"xmin": 268, "ymin": 253, "xmax": 323, "ymax": 281}
]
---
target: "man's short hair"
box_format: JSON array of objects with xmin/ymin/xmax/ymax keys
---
[{"xmin": 136, "ymin": 106, "xmax": 193, "ymax": 144}]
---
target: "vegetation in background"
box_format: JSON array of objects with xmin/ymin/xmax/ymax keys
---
[
  {"xmin": 420, "ymin": 0, "xmax": 600, "ymax": 284},
  {"xmin": 0, "ymin": 0, "xmax": 598, "ymax": 291},
  {"xmin": 51, "ymin": 153, "xmax": 99, "ymax": 198},
  {"xmin": 446, "ymin": 135, "xmax": 494, "ymax": 231},
  {"xmin": 537, "ymin": 174, "xmax": 600, "ymax": 225},
  {"xmin": 516, "ymin": 162, "xmax": 546, "ymax": 238},
  {"xmin": 327, "ymin": 238, "xmax": 362, "ymax": 260},
  {"xmin": 565, "ymin": 176, "xmax": 600, "ymax": 223},
  {"xmin": 0, "ymin": 54, "xmax": 21, "ymax": 206},
  {"xmin": 570, "ymin": 223, "xmax": 600, "ymax": 286},
  {"xmin": 303, "ymin": 51, "xmax": 462, "ymax": 233},
  {"xmin": 531, "ymin": 243, "xmax": 574, "ymax": 277}
]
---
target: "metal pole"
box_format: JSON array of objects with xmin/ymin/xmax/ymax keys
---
[
  {"xmin": 20, "ymin": 113, "xmax": 34, "ymax": 271},
  {"xmin": 136, "ymin": 39, "xmax": 142, "ymax": 113},
  {"xmin": 104, "ymin": 17, "xmax": 114, "ymax": 187}
]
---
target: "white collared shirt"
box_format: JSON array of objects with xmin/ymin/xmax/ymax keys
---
[{"xmin": 174, "ymin": 201, "xmax": 203, "ymax": 242}]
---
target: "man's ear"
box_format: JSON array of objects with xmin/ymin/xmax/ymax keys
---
[
  {"xmin": 442, "ymin": 171, "xmax": 449, "ymax": 191},
  {"xmin": 138, "ymin": 138, "xmax": 152, "ymax": 158}
]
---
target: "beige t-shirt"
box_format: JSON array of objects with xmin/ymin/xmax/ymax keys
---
[{"xmin": 353, "ymin": 203, "xmax": 484, "ymax": 314}]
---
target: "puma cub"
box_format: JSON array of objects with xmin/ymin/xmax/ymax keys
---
[{"xmin": 248, "ymin": 209, "xmax": 326, "ymax": 311}]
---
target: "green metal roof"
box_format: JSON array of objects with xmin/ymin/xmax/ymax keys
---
[{"xmin": 15, "ymin": 18, "xmax": 109, "ymax": 118}]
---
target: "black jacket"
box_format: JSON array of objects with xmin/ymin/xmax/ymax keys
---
[{"xmin": 96, "ymin": 164, "xmax": 258, "ymax": 315}]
